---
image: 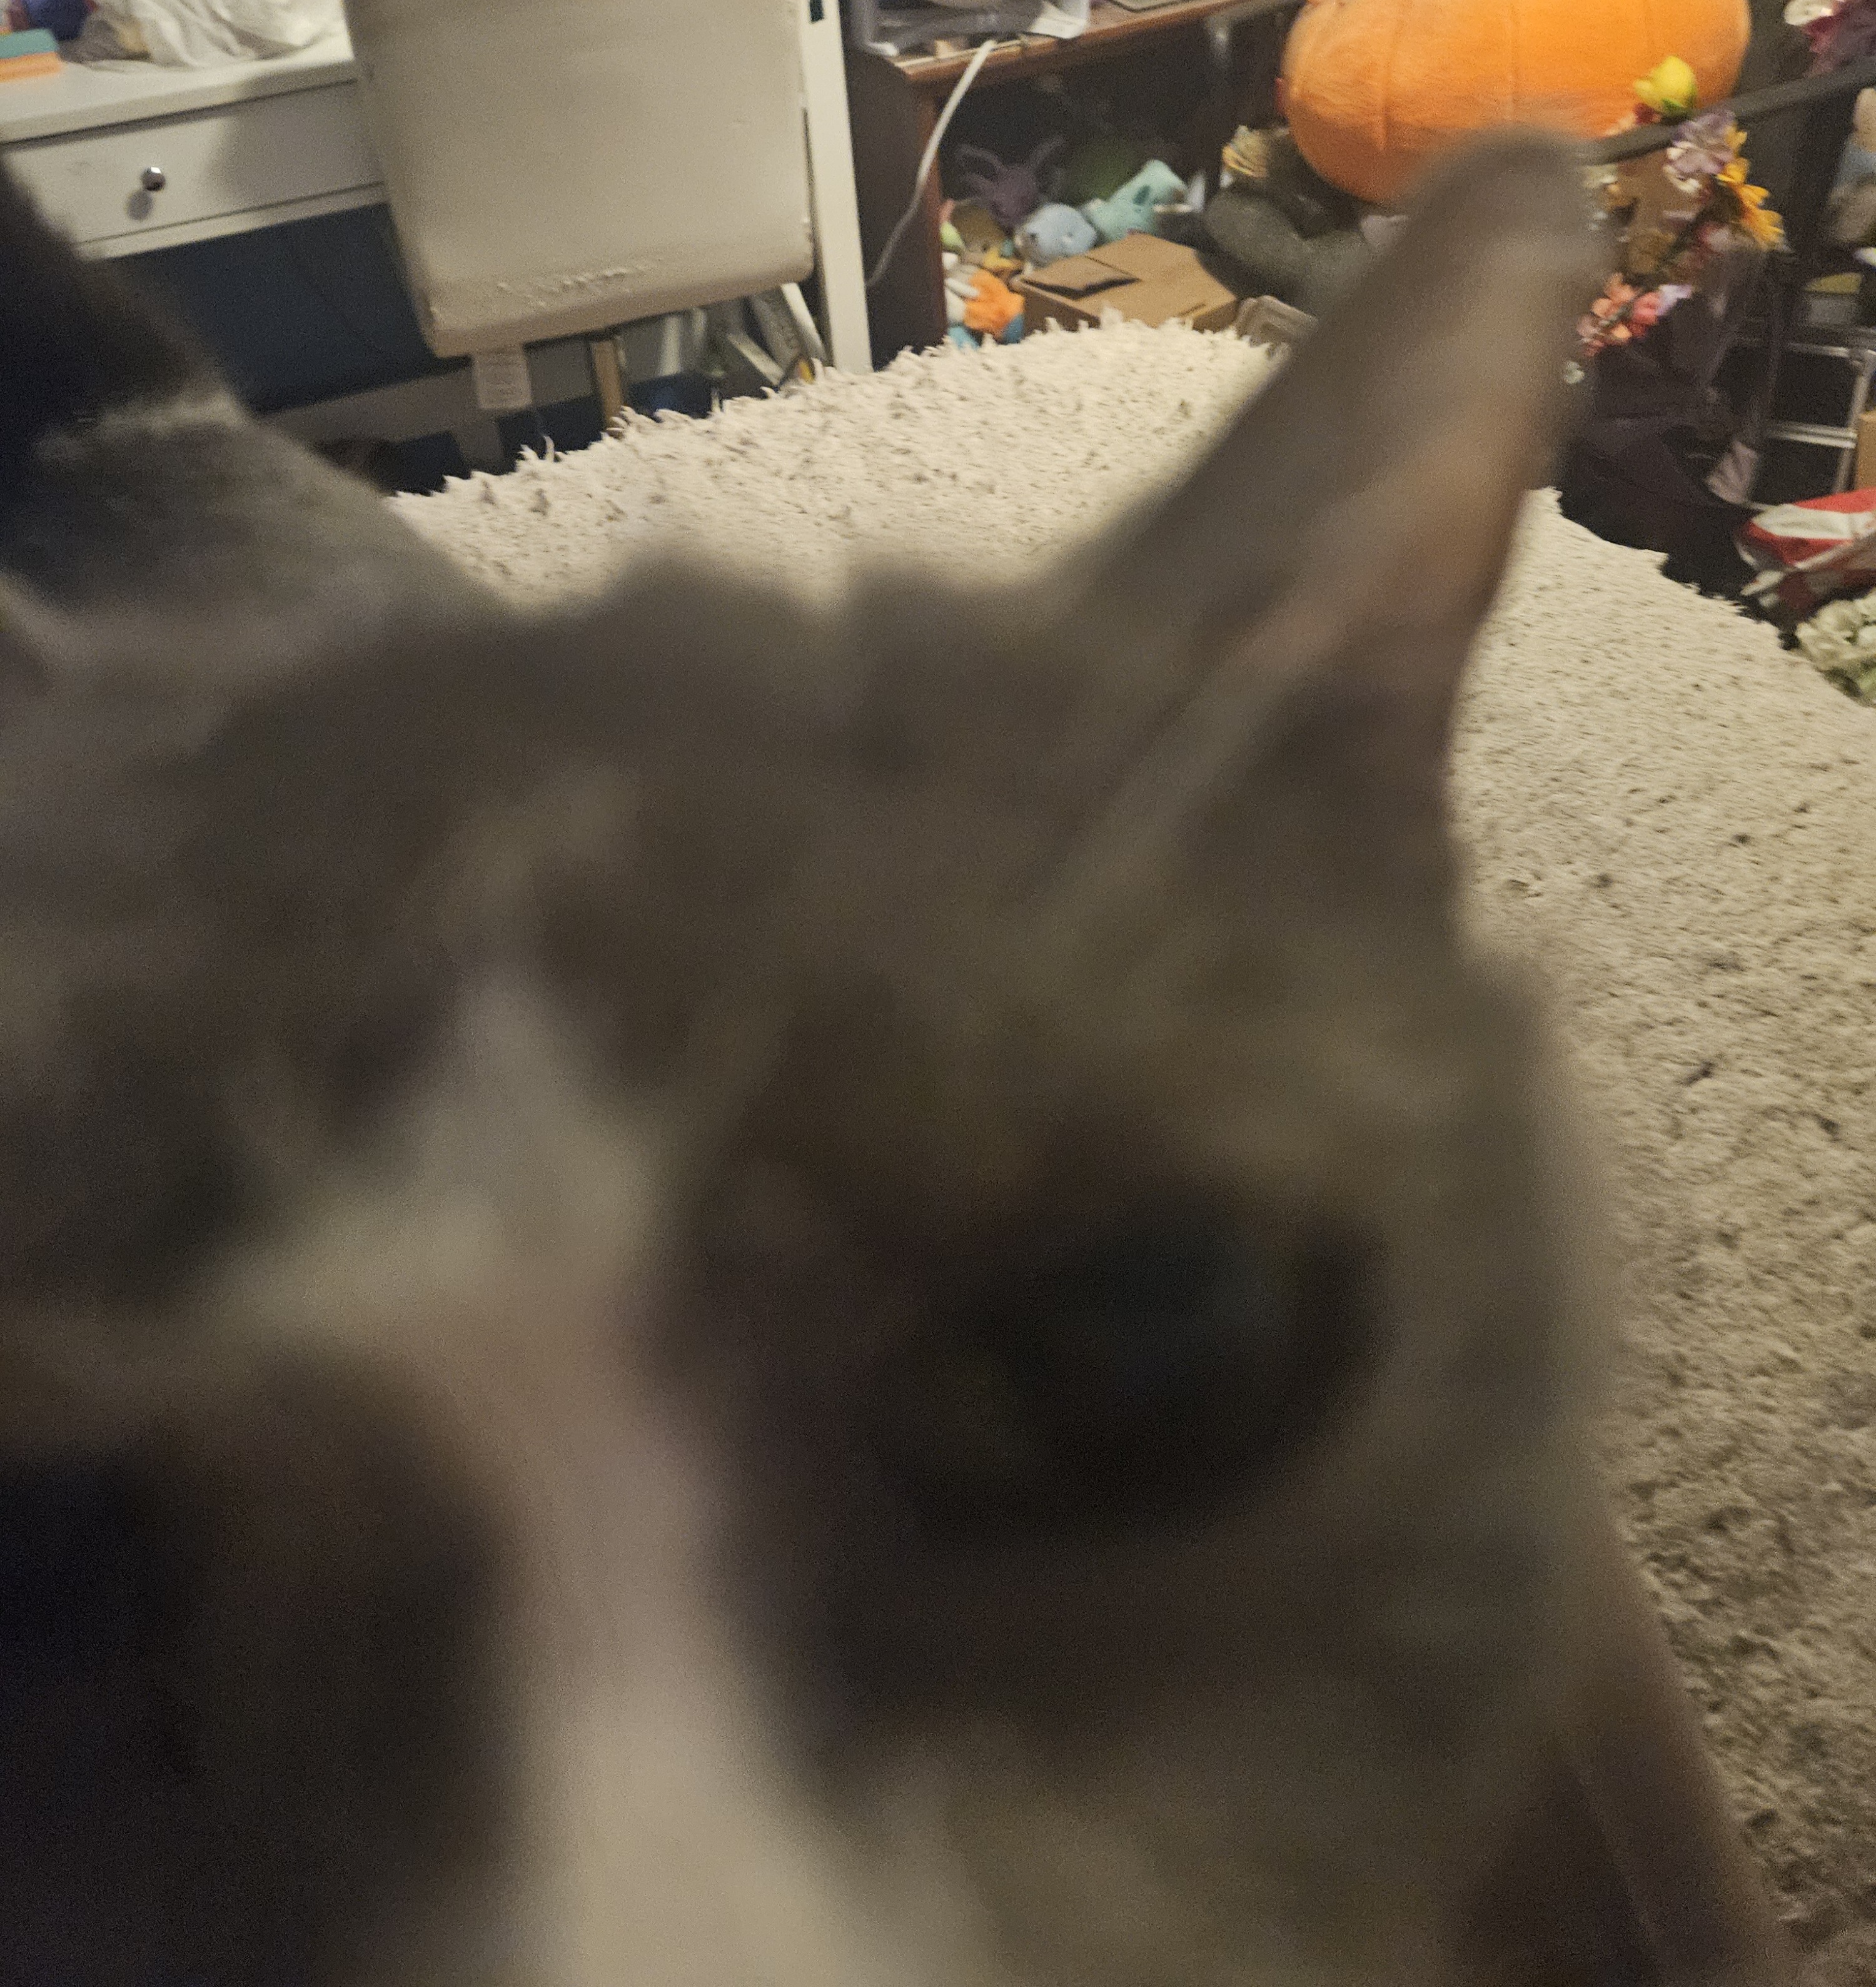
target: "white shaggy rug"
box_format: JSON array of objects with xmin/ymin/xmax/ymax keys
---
[{"xmin": 398, "ymin": 322, "xmax": 1876, "ymax": 1979}]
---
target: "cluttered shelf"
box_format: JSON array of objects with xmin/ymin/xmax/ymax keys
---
[
  {"xmin": 848, "ymin": 0, "xmax": 1301, "ymax": 366},
  {"xmin": 887, "ymin": 0, "xmax": 1249, "ymax": 91}
]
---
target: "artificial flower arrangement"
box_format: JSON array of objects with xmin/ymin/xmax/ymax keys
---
[{"xmin": 1578, "ymin": 58, "xmax": 1784, "ymax": 358}]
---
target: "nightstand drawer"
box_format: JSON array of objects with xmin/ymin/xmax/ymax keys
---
[{"xmin": 6, "ymin": 81, "xmax": 378, "ymax": 248}]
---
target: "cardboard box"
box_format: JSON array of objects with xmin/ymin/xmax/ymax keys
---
[{"xmin": 1017, "ymin": 233, "xmax": 1238, "ymax": 335}]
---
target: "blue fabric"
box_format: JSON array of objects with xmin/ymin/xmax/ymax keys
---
[{"xmin": 16, "ymin": 0, "xmax": 90, "ymax": 38}]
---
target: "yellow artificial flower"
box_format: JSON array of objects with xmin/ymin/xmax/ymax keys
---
[
  {"xmin": 1733, "ymin": 183, "xmax": 1785, "ymax": 248},
  {"xmin": 1635, "ymin": 55, "xmax": 1700, "ymax": 118},
  {"xmin": 1681, "ymin": 126, "xmax": 1779, "ymax": 246}
]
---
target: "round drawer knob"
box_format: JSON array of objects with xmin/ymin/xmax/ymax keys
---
[{"xmin": 140, "ymin": 166, "xmax": 166, "ymax": 193}]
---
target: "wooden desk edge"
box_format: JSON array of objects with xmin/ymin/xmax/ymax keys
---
[{"xmin": 884, "ymin": 0, "xmax": 1246, "ymax": 92}]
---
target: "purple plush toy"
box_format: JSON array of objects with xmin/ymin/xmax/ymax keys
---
[{"xmin": 954, "ymin": 136, "xmax": 1064, "ymax": 233}]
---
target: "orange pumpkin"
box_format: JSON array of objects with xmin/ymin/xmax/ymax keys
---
[{"xmin": 1281, "ymin": 0, "xmax": 1751, "ymax": 206}]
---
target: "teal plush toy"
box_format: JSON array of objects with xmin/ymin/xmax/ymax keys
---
[
  {"xmin": 945, "ymin": 320, "xmax": 1026, "ymax": 352},
  {"xmin": 1081, "ymin": 159, "xmax": 1186, "ymax": 245}
]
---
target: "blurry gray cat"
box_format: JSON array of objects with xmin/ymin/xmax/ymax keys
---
[{"xmin": 0, "ymin": 137, "xmax": 1665, "ymax": 1987}]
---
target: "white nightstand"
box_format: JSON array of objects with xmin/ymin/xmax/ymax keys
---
[
  {"xmin": 0, "ymin": 11, "xmax": 869, "ymax": 388},
  {"xmin": 0, "ymin": 31, "xmax": 378, "ymax": 256}
]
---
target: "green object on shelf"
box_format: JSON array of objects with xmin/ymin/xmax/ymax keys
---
[
  {"xmin": 1059, "ymin": 134, "xmax": 1152, "ymax": 207},
  {"xmin": 0, "ymin": 27, "xmax": 58, "ymax": 56}
]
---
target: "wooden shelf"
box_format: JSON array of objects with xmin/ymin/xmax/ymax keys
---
[
  {"xmin": 888, "ymin": 0, "xmax": 1249, "ymax": 91},
  {"xmin": 849, "ymin": 0, "xmax": 1292, "ymax": 365}
]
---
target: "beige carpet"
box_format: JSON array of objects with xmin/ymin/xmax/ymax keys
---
[{"xmin": 398, "ymin": 322, "xmax": 1876, "ymax": 1980}]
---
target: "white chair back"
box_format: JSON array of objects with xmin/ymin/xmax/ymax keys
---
[{"xmin": 343, "ymin": 0, "xmax": 815, "ymax": 357}]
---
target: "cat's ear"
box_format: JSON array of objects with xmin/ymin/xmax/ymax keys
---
[{"xmin": 1054, "ymin": 133, "xmax": 1603, "ymax": 908}]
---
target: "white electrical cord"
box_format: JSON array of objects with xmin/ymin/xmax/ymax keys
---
[{"xmin": 865, "ymin": 36, "xmax": 997, "ymax": 291}]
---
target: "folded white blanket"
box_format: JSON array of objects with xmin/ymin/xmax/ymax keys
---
[{"xmin": 78, "ymin": 0, "xmax": 340, "ymax": 66}]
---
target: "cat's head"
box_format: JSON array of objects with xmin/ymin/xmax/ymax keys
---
[{"xmin": 0, "ymin": 135, "xmax": 1603, "ymax": 1987}]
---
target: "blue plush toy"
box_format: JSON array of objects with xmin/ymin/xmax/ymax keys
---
[
  {"xmin": 3, "ymin": 0, "xmax": 90, "ymax": 35},
  {"xmin": 1016, "ymin": 203, "xmax": 1096, "ymax": 266},
  {"xmin": 1081, "ymin": 159, "xmax": 1187, "ymax": 245},
  {"xmin": 945, "ymin": 318, "xmax": 1026, "ymax": 352}
]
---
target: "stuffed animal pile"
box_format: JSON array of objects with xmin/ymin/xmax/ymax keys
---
[
  {"xmin": 940, "ymin": 1, "xmax": 1754, "ymax": 342},
  {"xmin": 939, "ymin": 134, "xmax": 1198, "ymax": 350}
]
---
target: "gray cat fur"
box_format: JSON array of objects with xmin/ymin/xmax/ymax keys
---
[{"xmin": 0, "ymin": 138, "xmax": 1616, "ymax": 1987}]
